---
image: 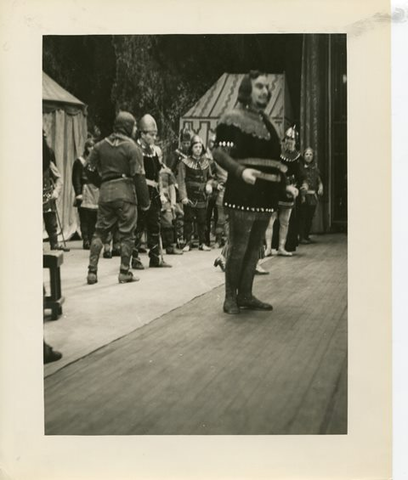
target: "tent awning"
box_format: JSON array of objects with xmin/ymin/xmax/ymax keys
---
[
  {"xmin": 43, "ymin": 71, "xmax": 86, "ymax": 110},
  {"xmin": 180, "ymin": 73, "xmax": 293, "ymax": 146},
  {"xmin": 183, "ymin": 73, "xmax": 288, "ymax": 120}
]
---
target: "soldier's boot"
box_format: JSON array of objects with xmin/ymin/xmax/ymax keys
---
[
  {"xmin": 87, "ymin": 235, "xmax": 103, "ymax": 283},
  {"xmin": 149, "ymin": 245, "xmax": 172, "ymax": 268},
  {"xmin": 87, "ymin": 269, "xmax": 98, "ymax": 285},
  {"xmin": 118, "ymin": 269, "xmax": 139, "ymax": 284},
  {"xmin": 166, "ymin": 243, "xmax": 183, "ymax": 255},
  {"xmin": 131, "ymin": 256, "xmax": 145, "ymax": 270}
]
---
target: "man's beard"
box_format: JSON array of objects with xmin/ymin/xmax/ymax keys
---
[{"xmin": 256, "ymin": 100, "xmax": 267, "ymax": 109}]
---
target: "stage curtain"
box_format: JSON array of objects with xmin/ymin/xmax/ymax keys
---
[{"xmin": 300, "ymin": 34, "xmax": 330, "ymax": 233}]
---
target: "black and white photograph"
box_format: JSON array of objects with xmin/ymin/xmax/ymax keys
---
[
  {"xmin": 1, "ymin": 0, "xmax": 395, "ymax": 478},
  {"xmin": 42, "ymin": 33, "xmax": 348, "ymax": 435}
]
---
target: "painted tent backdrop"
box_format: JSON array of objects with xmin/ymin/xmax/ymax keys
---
[
  {"xmin": 43, "ymin": 71, "xmax": 88, "ymax": 240},
  {"xmin": 180, "ymin": 73, "xmax": 293, "ymax": 147}
]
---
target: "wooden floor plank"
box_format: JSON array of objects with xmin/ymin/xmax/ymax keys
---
[{"xmin": 45, "ymin": 234, "xmax": 347, "ymax": 435}]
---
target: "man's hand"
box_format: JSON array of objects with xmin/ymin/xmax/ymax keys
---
[
  {"xmin": 76, "ymin": 194, "xmax": 83, "ymax": 201},
  {"xmin": 181, "ymin": 198, "xmax": 190, "ymax": 206},
  {"xmin": 318, "ymin": 185, "xmax": 324, "ymax": 196},
  {"xmin": 205, "ymin": 184, "xmax": 213, "ymax": 195},
  {"xmin": 241, "ymin": 168, "xmax": 261, "ymax": 185},
  {"xmin": 286, "ymin": 185, "xmax": 299, "ymax": 198},
  {"xmin": 51, "ymin": 190, "xmax": 59, "ymax": 200},
  {"xmin": 160, "ymin": 194, "xmax": 167, "ymax": 205}
]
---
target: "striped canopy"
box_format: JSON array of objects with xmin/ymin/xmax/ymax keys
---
[
  {"xmin": 181, "ymin": 73, "xmax": 293, "ymax": 146},
  {"xmin": 43, "ymin": 71, "xmax": 85, "ymax": 108}
]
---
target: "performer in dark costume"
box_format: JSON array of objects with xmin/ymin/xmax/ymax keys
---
[
  {"xmin": 86, "ymin": 112, "xmax": 150, "ymax": 285},
  {"xmin": 169, "ymin": 129, "xmax": 192, "ymax": 249},
  {"xmin": 268, "ymin": 126, "xmax": 307, "ymax": 256},
  {"xmin": 178, "ymin": 135, "xmax": 213, "ymax": 252},
  {"xmin": 43, "ymin": 132, "xmax": 64, "ymax": 250},
  {"xmin": 131, "ymin": 114, "xmax": 171, "ymax": 269},
  {"xmin": 72, "ymin": 138, "xmax": 96, "ymax": 250},
  {"xmin": 298, "ymin": 147, "xmax": 323, "ymax": 243},
  {"xmin": 159, "ymin": 162, "xmax": 184, "ymax": 255},
  {"xmin": 213, "ymin": 71, "xmax": 298, "ymax": 314}
]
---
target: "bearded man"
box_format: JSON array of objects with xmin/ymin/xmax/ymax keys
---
[{"xmin": 213, "ymin": 71, "xmax": 298, "ymax": 314}]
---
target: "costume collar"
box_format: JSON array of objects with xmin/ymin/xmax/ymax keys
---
[
  {"xmin": 218, "ymin": 104, "xmax": 271, "ymax": 141},
  {"xmin": 105, "ymin": 133, "xmax": 133, "ymax": 147},
  {"xmin": 182, "ymin": 155, "xmax": 210, "ymax": 170},
  {"xmin": 137, "ymin": 139, "xmax": 157, "ymax": 158},
  {"xmin": 280, "ymin": 150, "xmax": 301, "ymax": 162}
]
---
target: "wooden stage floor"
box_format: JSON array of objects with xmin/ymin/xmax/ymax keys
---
[{"xmin": 44, "ymin": 234, "xmax": 347, "ymax": 435}]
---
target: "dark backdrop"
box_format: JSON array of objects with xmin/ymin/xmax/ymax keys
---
[{"xmin": 43, "ymin": 34, "xmax": 303, "ymax": 147}]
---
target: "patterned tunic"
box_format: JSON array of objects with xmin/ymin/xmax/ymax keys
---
[
  {"xmin": 177, "ymin": 155, "xmax": 212, "ymax": 209},
  {"xmin": 214, "ymin": 104, "xmax": 286, "ymax": 215},
  {"xmin": 279, "ymin": 150, "xmax": 306, "ymax": 208}
]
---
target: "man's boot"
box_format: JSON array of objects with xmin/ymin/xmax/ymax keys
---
[
  {"xmin": 149, "ymin": 257, "xmax": 172, "ymax": 268},
  {"xmin": 118, "ymin": 269, "xmax": 139, "ymax": 283},
  {"xmin": 44, "ymin": 342, "xmax": 63, "ymax": 364},
  {"xmin": 223, "ymin": 297, "xmax": 240, "ymax": 314},
  {"xmin": 149, "ymin": 245, "xmax": 171, "ymax": 267},
  {"xmin": 166, "ymin": 243, "xmax": 183, "ymax": 255},
  {"xmin": 131, "ymin": 256, "xmax": 145, "ymax": 270},
  {"xmin": 87, "ymin": 269, "xmax": 98, "ymax": 285},
  {"xmin": 223, "ymin": 256, "xmax": 241, "ymax": 314},
  {"xmin": 236, "ymin": 295, "xmax": 273, "ymax": 311}
]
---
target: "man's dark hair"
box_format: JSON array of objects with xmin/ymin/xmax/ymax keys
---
[{"xmin": 237, "ymin": 70, "xmax": 271, "ymax": 106}]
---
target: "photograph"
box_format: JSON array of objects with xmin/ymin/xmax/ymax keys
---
[
  {"xmin": 42, "ymin": 33, "xmax": 348, "ymax": 436},
  {"xmin": 1, "ymin": 0, "xmax": 394, "ymax": 477}
]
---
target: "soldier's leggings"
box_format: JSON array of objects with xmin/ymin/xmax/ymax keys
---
[{"xmin": 88, "ymin": 200, "xmax": 137, "ymax": 273}]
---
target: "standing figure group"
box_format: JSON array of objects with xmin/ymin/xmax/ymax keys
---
[{"xmin": 43, "ymin": 69, "xmax": 324, "ymax": 317}]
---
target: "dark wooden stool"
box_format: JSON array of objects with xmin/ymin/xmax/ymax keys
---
[{"xmin": 43, "ymin": 251, "xmax": 64, "ymax": 320}]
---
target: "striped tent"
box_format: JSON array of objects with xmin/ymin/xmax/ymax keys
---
[
  {"xmin": 43, "ymin": 72, "xmax": 88, "ymax": 240},
  {"xmin": 180, "ymin": 73, "xmax": 293, "ymax": 147}
]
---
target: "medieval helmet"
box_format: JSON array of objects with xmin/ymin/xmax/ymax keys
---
[
  {"xmin": 139, "ymin": 114, "xmax": 158, "ymax": 133},
  {"xmin": 188, "ymin": 135, "xmax": 206, "ymax": 156},
  {"xmin": 284, "ymin": 125, "xmax": 298, "ymax": 141},
  {"xmin": 190, "ymin": 135, "xmax": 203, "ymax": 146},
  {"xmin": 113, "ymin": 111, "xmax": 136, "ymax": 137},
  {"xmin": 180, "ymin": 129, "xmax": 192, "ymax": 143}
]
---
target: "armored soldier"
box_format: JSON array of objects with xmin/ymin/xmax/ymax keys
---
[
  {"xmin": 86, "ymin": 112, "xmax": 150, "ymax": 285},
  {"xmin": 132, "ymin": 114, "xmax": 171, "ymax": 269}
]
